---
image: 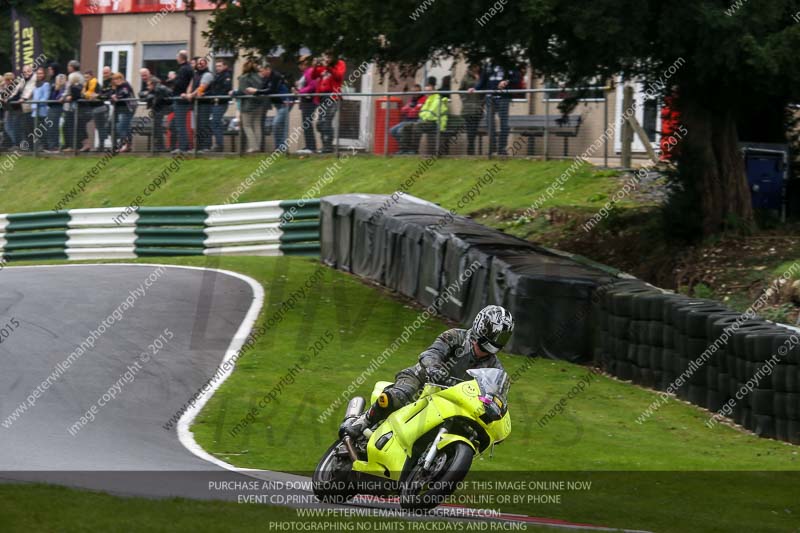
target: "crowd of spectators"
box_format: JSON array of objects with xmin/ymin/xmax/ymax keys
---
[
  {"xmin": 0, "ymin": 52, "xmax": 526, "ymax": 156},
  {"xmin": 5, "ymin": 49, "xmax": 346, "ymax": 155}
]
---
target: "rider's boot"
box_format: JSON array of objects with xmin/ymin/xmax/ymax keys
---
[{"xmin": 339, "ymin": 394, "xmax": 392, "ymax": 439}]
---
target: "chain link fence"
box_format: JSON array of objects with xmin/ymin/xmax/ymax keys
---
[{"xmin": 0, "ymin": 88, "xmax": 665, "ymax": 165}]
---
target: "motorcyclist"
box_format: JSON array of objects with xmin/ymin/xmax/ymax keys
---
[{"xmin": 340, "ymin": 305, "xmax": 514, "ymax": 439}]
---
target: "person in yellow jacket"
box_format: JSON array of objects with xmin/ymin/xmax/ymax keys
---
[{"xmin": 401, "ymin": 78, "xmax": 449, "ymax": 154}]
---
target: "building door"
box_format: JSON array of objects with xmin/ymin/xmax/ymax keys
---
[
  {"xmin": 98, "ymin": 44, "xmax": 134, "ymax": 79},
  {"xmin": 338, "ymin": 62, "xmax": 374, "ymax": 150},
  {"xmin": 614, "ymin": 79, "xmax": 662, "ymax": 154}
]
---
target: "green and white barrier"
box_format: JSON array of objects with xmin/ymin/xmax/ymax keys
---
[{"xmin": 0, "ymin": 199, "xmax": 320, "ymax": 262}]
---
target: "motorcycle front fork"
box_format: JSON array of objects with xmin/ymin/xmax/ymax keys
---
[{"xmin": 422, "ymin": 427, "xmax": 448, "ymax": 470}]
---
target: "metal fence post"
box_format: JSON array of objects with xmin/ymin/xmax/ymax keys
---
[
  {"xmin": 32, "ymin": 114, "xmax": 39, "ymax": 157},
  {"xmin": 603, "ymin": 91, "xmax": 609, "ymax": 168},
  {"xmin": 193, "ymin": 97, "xmax": 199, "ymax": 157},
  {"xmin": 110, "ymin": 105, "xmax": 117, "ymax": 152},
  {"xmin": 73, "ymin": 102, "xmax": 79, "ymax": 155},
  {"xmin": 435, "ymin": 95, "xmax": 442, "ymax": 156},
  {"xmin": 543, "ymin": 96, "xmax": 550, "ymax": 161},
  {"xmin": 334, "ymin": 98, "xmax": 341, "ymax": 158},
  {"xmin": 238, "ymin": 96, "xmax": 244, "ymax": 157},
  {"xmin": 487, "ymin": 97, "xmax": 494, "ymax": 160},
  {"xmin": 383, "ymin": 97, "xmax": 390, "ymax": 157},
  {"xmin": 150, "ymin": 108, "xmax": 156, "ymax": 156}
]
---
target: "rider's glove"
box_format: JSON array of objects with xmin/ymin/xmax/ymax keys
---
[{"xmin": 426, "ymin": 364, "xmax": 449, "ymax": 384}]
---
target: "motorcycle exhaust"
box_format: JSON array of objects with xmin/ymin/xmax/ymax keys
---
[
  {"xmin": 344, "ymin": 396, "xmax": 365, "ymax": 420},
  {"xmin": 343, "ymin": 436, "xmax": 359, "ymax": 462}
]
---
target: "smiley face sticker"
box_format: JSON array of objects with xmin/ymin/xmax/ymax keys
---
[{"xmin": 461, "ymin": 382, "xmax": 480, "ymax": 397}]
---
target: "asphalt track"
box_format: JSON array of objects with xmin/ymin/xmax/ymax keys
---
[{"xmin": 0, "ymin": 264, "xmax": 646, "ymax": 531}]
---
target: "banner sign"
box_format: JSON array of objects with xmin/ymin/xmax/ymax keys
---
[
  {"xmin": 74, "ymin": 1, "xmax": 217, "ymax": 15},
  {"xmin": 11, "ymin": 8, "xmax": 43, "ymax": 73}
]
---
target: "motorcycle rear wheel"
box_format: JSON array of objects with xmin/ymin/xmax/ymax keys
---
[
  {"xmin": 400, "ymin": 442, "xmax": 473, "ymax": 512},
  {"xmin": 312, "ymin": 440, "xmax": 358, "ymax": 504}
]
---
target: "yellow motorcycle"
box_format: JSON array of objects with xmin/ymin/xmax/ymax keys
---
[{"xmin": 312, "ymin": 368, "xmax": 511, "ymax": 511}]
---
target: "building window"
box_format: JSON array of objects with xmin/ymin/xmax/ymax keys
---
[{"xmin": 142, "ymin": 42, "xmax": 187, "ymax": 81}]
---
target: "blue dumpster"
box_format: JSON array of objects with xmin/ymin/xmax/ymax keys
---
[{"xmin": 741, "ymin": 144, "xmax": 789, "ymax": 217}]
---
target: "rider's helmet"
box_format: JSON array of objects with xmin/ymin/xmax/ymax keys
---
[{"xmin": 469, "ymin": 305, "xmax": 514, "ymax": 355}]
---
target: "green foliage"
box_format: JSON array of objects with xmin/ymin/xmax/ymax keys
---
[
  {"xmin": 0, "ymin": 0, "xmax": 80, "ymax": 72},
  {"xmin": 205, "ymin": 0, "xmax": 800, "ymax": 235},
  {"xmin": 760, "ymin": 303, "xmax": 795, "ymax": 323},
  {"xmin": 692, "ymin": 282, "xmax": 716, "ymax": 300},
  {"xmin": 206, "ymin": 0, "xmax": 800, "ymax": 105}
]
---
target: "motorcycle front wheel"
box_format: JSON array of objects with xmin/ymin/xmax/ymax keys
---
[
  {"xmin": 312, "ymin": 440, "xmax": 358, "ymax": 504},
  {"xmin": 400, "ymin": 441, "xmax": 473, "ymax": 512}
]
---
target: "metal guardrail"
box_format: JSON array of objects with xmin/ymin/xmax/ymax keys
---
[{"xmin": 0, "ymin": 87, "xmax": 626, "ymax": 163}]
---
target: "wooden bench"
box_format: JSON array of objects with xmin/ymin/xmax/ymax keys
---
[
  {"xmin": 477, "ymin": 114, "xmax": 582, "ymax": 156},
  {"xmin": 131, "ymin": 114, "xmax": 242, "ymax": 152}
]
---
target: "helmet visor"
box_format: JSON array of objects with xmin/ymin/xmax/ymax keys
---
[{"xmin": 478, "ymin": 330, "xmax": 512, "ymax": 354}]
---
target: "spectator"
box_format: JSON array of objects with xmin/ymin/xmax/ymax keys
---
[
  {"xmin": 295, "ymin": 54, "xmax": 319, "ymax": 155},
  {"xmin": 392, "ymin": 84, "xmax": 426, "ymax": 154},
  {"xmin": 46, "ymin": 73, "xmax": 67, "ymax": 152},
  {"xmin": 67, "ymin": 60, "xmax": 80, "ymax": 77},
  {"xmin": 312, "ymin": 52, "xmax": 346, "ymax": 153},
  {"xmin": 207, "ymin": 59, "xmax": 232, "ymax": 152},
  {"xmin": 0, "ymin": 73, "xmax": 9, "ymax": 147},
  {"xmin": 145, "ymin": 76, "xmax": 172, "ymax": 152},
  {"xmin": 47, "ymin": 63, "xmax": 60, "ymax": 83},
  {"xmin": 473, "ymin": 61, "xmax": 521, "ymax": 155},
  {"xmin": 405, "ymin": 79, "xmax": 449, "ymax": 155},
  {"xmin": 31, "ymin": 67, "xmax": 50, "ymax": 150},
  {"xmin": 172, "ymin": 49, "xmax": 194, "ymax": 154},
  {"xmin": 165, "ymin": 71, "xmax": 177, "ymax": 91},
  {"xmin": 110, "ymin": 72, "xmax": 136, "ymax": 152},
  {"xmin": 97, "ymin": 67, "xmax": 114, "ymax": 150},
  {"xmin": 187, "ymin": 57, "xmax": 214, "ymax": 151},
  {"xmin": 459, "ymin": 63, "xmax": 483, "ymax": 155},
  {"xmin": 234, "ymin": 59, "xmax": 265, "ymax": 153},
  {"xmin": 18, "ymin": 65, "xmax": 36, "ymax": 150},
  {"xmin": 245, "ymin": 62, "xmax": 290, "ymax": 152},
  {"xmin": 82, "ymin": 69, "xmax": 99, "ymax": 150},
  {"xmin": 1, "ymin": 73, "xmax": 20, "ymax": 148},
  {"xmin": 270, "ymin": 70, "xmax": 292, "ymax": 153},
  {"xmin": 139, "ymin": 68, "xmax": 151, "ymax": 99},
  {"xmin": 63, "ymin": 71, "xmax": 86, "ymax": 152}
]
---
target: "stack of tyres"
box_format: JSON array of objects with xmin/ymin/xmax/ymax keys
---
[
  {"xmin": 674, "ymin": 301, "xmax": 731, "ymax": 407},
  {"xmin": 488, "ymin": 250, "xmax": 614, "ymax": 361},
  {"xmin": 663, "ymin": 298, "xmax": 713, "ymax": 401},
  {"xmin": 630, "ymin": 292, "xmax": 688, "ymax": 391},
  {"xmin": 628, "ymin": 290, "xmax": 669, "ymax": 388},
  {"xmin": 745, "ymin": 329, "xmax": 790, "ymax": 439},
  {"xmin": 320, "ymin": 194, "xmax": 387, "ymax": 271},
  {"xmin": 725, "ymin": 320, "xmax": 777, "ymax": 430},
  {"xmin": 598, "ymin": 281, "xmax": 659, "ymax": 381},
  {"xmin": 699, "ymin": 310, "xmax": 743, "ymax": 411},
  {"xmin": 653, "ymin": 293, "xmax": 693, "ymax": 391},
  {"xmin": 770, "ymin": 333, "xmax": 800, "ymax": 444},
  {"xmin": 592, "ymin": 281, "xmax": 629, "ymax": 372}
]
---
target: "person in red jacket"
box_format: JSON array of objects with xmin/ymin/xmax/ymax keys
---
[
  {"xmin": 391, "ymin": 84, "xmax": 427, "ymax": 153},
  {"xmin": 313, "ymin": 52, "xmax": 346, "ymax": 153}
]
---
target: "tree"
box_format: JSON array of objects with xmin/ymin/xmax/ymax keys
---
[
  {"xmin": 0, "ymin": 0, "xmax": 81, "ymax": 73},
  {"xmin": 206, "ymin": 0, "xmax": 800, "ymax": 236}
]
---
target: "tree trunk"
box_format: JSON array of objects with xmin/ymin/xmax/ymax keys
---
[{"xmin": 679, "ymin": 98, "xmax": 753, "ymax": 236}]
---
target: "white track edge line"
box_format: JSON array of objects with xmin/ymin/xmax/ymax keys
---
[{"xmin": 5, "ymin": 262, "xmax": 263, "ymax": 474}]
